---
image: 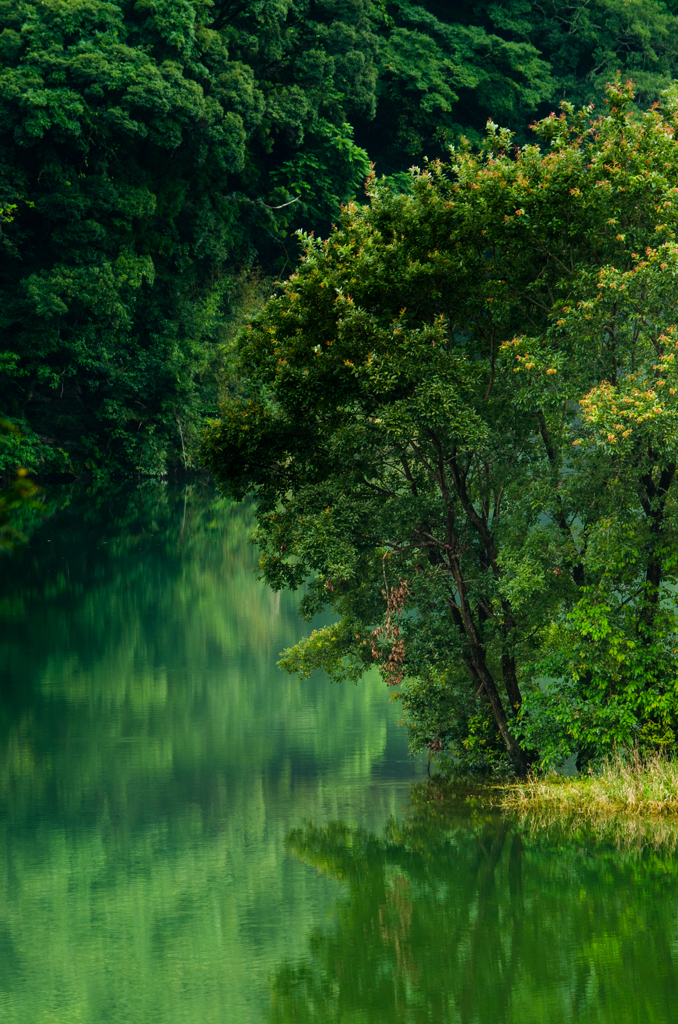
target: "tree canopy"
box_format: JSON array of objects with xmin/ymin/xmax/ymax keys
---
[
  {"xmin": 4, "ymin": 0, "xmax": 678, "ymax": 475},
  {"xmin": 0, "ymin": 0, "xmax": 377, "ymax": 474},
  {"xmin": 203, "ymin": 83, "xmax": 678, "ymax": 773},
  {"xmin": 368, "ymin": 0, "xmax": 678, "ymax": 169}
]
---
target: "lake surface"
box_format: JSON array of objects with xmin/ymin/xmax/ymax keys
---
[{"xmin": 1, "ymin": 483, "xmax": 677, "ymax": 1023}]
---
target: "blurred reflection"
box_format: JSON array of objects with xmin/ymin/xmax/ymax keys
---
[
  {"xmin": 3, "ymin": 485, "xmax": 676, "ymax": 1023},
  {"xmin": 0, "ymin": 482, "xmax": 413, "ymax": 1024},
  {"xmin": 273, "ymin": 783, "xmax": 678, "ymax": 1024}
]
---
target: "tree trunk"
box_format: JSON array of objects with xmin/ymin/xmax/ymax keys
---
[
  {"xmin": 464, "ymin": 645, "xmax": 529, "ymax": 776},
  {"xmin": 639, "ymin": 462, "xmax": 675, "ymax": 628},
  {"xmin": 448, "ymin": 586, "xmax": 529, "ymax": 776}
]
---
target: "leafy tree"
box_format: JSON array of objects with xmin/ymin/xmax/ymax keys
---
[
  {"xmin": 0, "ymin": 421, "xmax": 42, "ymax": 551},
  {"xmin": 531, "ymin": 0, "xmax": 678, "ymax": 110},
  {"xmin": 354, "ymin": 0, "xmax": 678, "ymax": 172},
  {"xmin": 203, "ymin": 83, "xmax": 678, "ymax": 773},
  {"xmin": 0, "ymin": 0, "xmax": 377, "ymax": 474},
  {"xmin": 5, "ymin": 0, "xmax": 678, "ymax": 477},
  {"xmin": 363, "ymin": 0, "xmax": 554, "ymax": 169}
]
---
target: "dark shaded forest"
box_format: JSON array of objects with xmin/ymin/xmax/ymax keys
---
[{"xmin": 4, "ymin": 0, "xmax": 678, "ymax": 476}]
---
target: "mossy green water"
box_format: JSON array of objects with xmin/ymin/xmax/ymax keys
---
[
  {"xmin": 2, "ymin": 486, "xmax": 678, "ymax": 1023},
  {"xmin": 0, "ymin": 484, "xmax": 414, "ymax": 1024}
]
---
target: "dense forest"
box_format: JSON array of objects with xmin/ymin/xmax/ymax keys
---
[{"xmin": 4, "ymin": 0, "xmax": 678, "ymax": 475}]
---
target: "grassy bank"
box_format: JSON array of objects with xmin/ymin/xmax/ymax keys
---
[{"xmin": 500, "ymin": 752, "xmax": 678, "ymax": 818}]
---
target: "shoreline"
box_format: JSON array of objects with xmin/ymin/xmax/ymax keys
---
[
  {"xmin": 485, "ymin": 753, "xmax": 678, "ymax": 820},
  {"xmin": 419, "ymin": 756, "xmax": 678, "ymax": 852}
]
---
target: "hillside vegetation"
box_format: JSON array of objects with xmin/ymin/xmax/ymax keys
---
[{"xmin": 3, "ymin": 0, "xmax": 678, "ymax": 474}]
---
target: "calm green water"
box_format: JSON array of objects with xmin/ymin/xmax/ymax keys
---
[{"xmin": 0, "ymin": 484, "xmax": 677, "ymax": 1023}]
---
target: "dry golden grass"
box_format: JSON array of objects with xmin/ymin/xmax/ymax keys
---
[
  {"xmin": 484, "ymin": 752, "xmax": 678, "ymax": 852},
  {"xmin": 501, "ymin": 750, "xmax": 678, "ymax": 818}
]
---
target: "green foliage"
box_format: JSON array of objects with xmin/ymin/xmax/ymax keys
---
[
  {"xmin": 358, "ymin": 0, "xmax": 678, "ymax": 171},
  {"xmin": 0, "ymin": 420, "xmax": 45, "ymax": 550},
  {"xmin": 203, "ymin": 83, "xmax": 678, "ymax": 774},
  {"xmin": 0, "ymin": 469, "xmax": 41, "ymax": 551},
  {"xmin": 0, "ymin": 415, "xmax": 68, "ymax": 476},
  {"xmin": 367, "ymin": 0, "xmax": 554, "ymax": 167},
  {"xmin": 0, "ymin": 0, "xmax": 378, "ymax": 474},
  {"xmin": 271, "ymin": 120, "xmax": 371, "ymax": 225},
  {"xmin": 5, "ymin": 0, "xmax": 678, "ymax": 475}
]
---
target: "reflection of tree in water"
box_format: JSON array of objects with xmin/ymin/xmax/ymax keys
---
[
  {"xmin": 0, "ymin": 482, "xmax": 409, "ymax": 1024},
  {"xmin": 272, "ymin": 782, "xmax": 678, "ymax": 1024},
  {"xmin": 0, "ymin": 481, "xmax": 396, "ymax": 821}
]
